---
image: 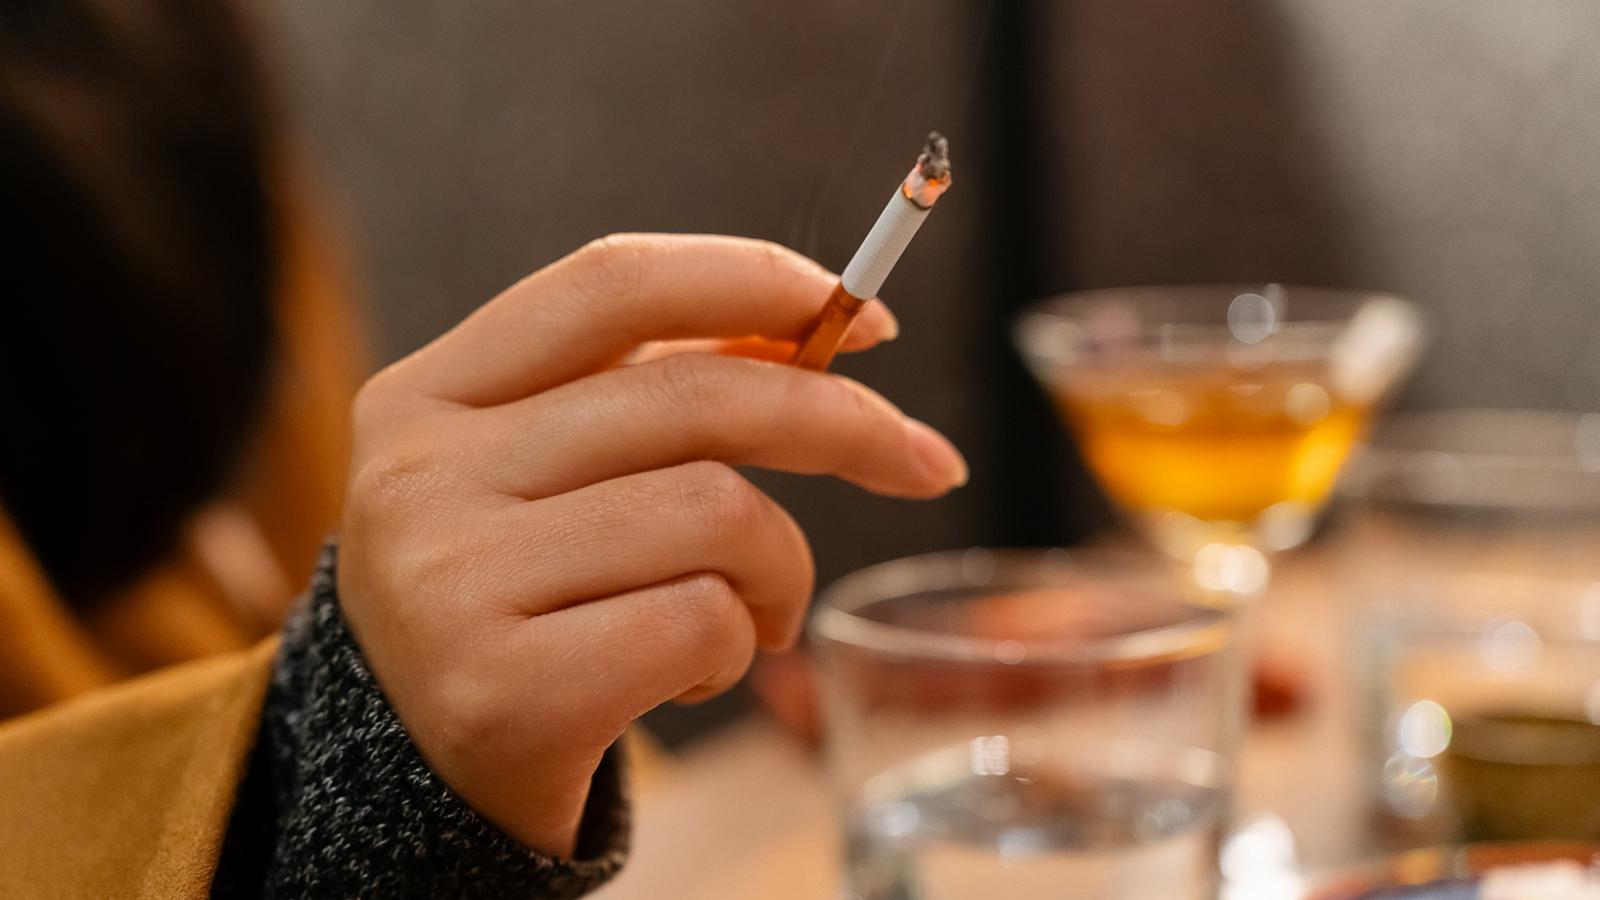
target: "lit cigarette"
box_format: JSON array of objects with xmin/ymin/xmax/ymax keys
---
[{"xmin": 791, "ymin": 132, "xmax": 953, "ymax": 371}]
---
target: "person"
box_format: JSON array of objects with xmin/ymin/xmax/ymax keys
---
[
  {"xmin": 0, "ymin": 7, "xmax": 968, "ymax": 897},
  {"xmin": 0, "ymin": 0, "xmax": 363, "ymax": 719},
  {"xmin": 1, "ymin": 232, "xmax": 967, "ymax": 897}
]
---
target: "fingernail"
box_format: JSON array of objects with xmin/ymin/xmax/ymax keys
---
[
  {"xmin": 904, "ymin": 417, "xmax": 968, "ymax": 488},
  {"xmin": 878, "ymin": 307, "xmax": 900, "ymax": 342}
]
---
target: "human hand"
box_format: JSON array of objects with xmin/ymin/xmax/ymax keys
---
[{"xmin": 335, "ymin": 234, "xmax": 966, "ymax": 857}]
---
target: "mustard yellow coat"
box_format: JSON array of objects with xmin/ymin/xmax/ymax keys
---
[
  {"xmin": 0, "ymin": 637, "xmax": 278, "ymax": 898},
  {"xmin": 0, "ymin": 182, "xmax": 364, "ymax": 898}
]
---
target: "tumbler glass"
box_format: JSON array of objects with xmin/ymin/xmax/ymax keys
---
[
  {"xmin": 811, "ymin": 548, "xmax": 1246, "ymax": 900},
  {"xmin": 1340, "ymin": 409, "xmax": 1600, "ymax": 844},
  {"xmin": 1358, "ymin": 573, "xmax": 1600, "ymax": 843}
]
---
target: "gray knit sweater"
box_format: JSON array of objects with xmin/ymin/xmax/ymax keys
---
[{"xmin": 211, "ymin": 546, "xmax": 629, "ymax": 898}]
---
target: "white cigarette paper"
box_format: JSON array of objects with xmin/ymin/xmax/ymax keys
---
[{"xmin": 840, "ymin": 193, "xmax": 932, "ymax": 300}]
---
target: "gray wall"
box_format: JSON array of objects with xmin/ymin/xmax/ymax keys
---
[
  {"xmin": 263, "ymin": 0, "xmax": 1600, "ymax": 568},
  {"xmin": 1040, "ymin": 0, "xmax": 1600, "ymax": 409}
]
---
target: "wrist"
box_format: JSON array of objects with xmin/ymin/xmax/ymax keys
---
[{"xmin": 261, "ymin": 543, "xmax": 631, "ymax": 896}]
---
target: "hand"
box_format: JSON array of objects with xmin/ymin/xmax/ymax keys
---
[{"xmin": 336, "ymin": 234, "xmax": 967, "ymax": 857}]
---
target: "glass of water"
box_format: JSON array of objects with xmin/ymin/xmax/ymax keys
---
[{"xmin": 811, "ymin": 548, "xmax": 1246, "ymax": 900}]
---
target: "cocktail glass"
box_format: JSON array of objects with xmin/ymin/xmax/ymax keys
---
[{"xmin": 1015, "ymin": 285, "xmax": 1423, "ymax": 600}]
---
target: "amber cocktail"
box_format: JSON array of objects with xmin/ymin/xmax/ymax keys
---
[{"xmin": 1017, "ymin": 286, "xmax": 1422, "ymax": 591}]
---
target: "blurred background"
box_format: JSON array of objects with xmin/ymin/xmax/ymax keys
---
[
  {"xmin": 268, "ymin": 0, "xmax": 1600, "ymax": 546},
  {"xmin": 262, "ymin": 0, "xmax": 1600, "ymax": 736},
  {"xmin": 2, "ymin": 0, "xmax": 1598, "ymax": 895}
]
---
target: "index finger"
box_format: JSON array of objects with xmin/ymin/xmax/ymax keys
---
[{"xmin": 392, "ymin": 234, "xmax": 897, "ymax": 406}]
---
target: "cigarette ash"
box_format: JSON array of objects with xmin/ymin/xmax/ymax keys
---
[{"xmin": 917, "ymin": 131, "xmax": 951, "ymax": 182}]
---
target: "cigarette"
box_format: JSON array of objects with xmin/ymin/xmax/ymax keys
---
[{"xmin": 791, "ymin": 132, "xmax": 953, "ymax": 371}]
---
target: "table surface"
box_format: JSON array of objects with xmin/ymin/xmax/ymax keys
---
[{"xmin": 596, "ymin": 551, "xmax": 1376, "ymax": 899}]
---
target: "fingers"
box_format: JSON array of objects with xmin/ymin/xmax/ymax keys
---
[
  {"xmin": 492, "ymin": 461, "xmax": 813, "ymax": 649},
  {"xmin": 459, "ymin": 353, "xmax": 967, "ymax": 500},
  {"xmin": 525, "ymin": 574, "xmax": 760, "ymax": 722},
  {"xmin": 383, "ymin": 572, "xmax": 761, "ymax": 856},
  {"xmin": 392, "ymin": 234, "xmax": 898, "ymax": 406}
]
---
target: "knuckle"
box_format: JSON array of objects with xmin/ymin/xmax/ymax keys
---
[
  {"xmin": 747, "ymin": 237, "xmax": 789, "ymax": 272},
  {"xmin": 836, "ymin": 376, "xmax": 888, "ymax": 422},
  {"xmin": 569, "ymin": 233, "xmax": 646, "ymax": 304},
  {"xmin": 350, "ymin": 442, "xmax": 440, "ymax": 512},
  {"xmin": 787, "ymin": 367, "xmax": 847, "ymax": 415},
  {"xmin": 668, "ymin": 574, "xmax": 750, "ymax": 659},
  {"xmin": 651, "ymin": 353, "xmax": 738, "ymax": 416},
  {"xmin": 744, "ymin": 236, "xmax": 812, "ymax": 279},
  {"xmin": 350, "ymin": 366, "xmax": 405, "ymax": 435},
  {"xmin": 423, "ymin": 666, "xmax": 509, "ymax": 758},
  {"xmin": 677, "ymin": 461, "xmax": 761, "ymax": 533},
  {"xmin": 393, "ymin": 533, "xmax": 476, "ymax": 600},
  {"xmin": 847, "ymin": 392, "xmax": 889, "ymax": 455},
  {"xmin": 678, "ymin": 572, "xmax": 742, "ymax": 628},
  {"xmin": 836, "ymin": 379, "xmax": 896, "ymax": 454},
  {"xmin": 791, "ymin": 374, "xmax": 887, "ymax": 459}
]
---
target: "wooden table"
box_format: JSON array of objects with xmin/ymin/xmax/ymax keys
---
[{"xmin": 598, "ymin": 551, "xmax": 1378, "ymax": 899}]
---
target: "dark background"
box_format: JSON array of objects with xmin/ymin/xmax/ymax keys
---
[{"xmin": 262, "ymin": 0, "xmax": 1600, "ymax": 739}]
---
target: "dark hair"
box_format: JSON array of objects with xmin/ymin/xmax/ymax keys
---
[{"xmin": 0, "ymin": 0, "xmax": 279, "ymax": 607}]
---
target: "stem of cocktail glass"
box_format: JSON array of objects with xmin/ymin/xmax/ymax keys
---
[
  {"xmin": 1187, "ymin": 539, "xmax": 1271, "ymax": 878},
  {"xmin": 1190, "ymin": 542, "xmax": 1272, "ymax": 604},
  {"xmin": 1187, "ymin": 539, "xmax": 1272, "ymax": 711}
]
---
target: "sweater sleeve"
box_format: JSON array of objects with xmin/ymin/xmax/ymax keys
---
[{"xmin": 214, "ymin": 545, "xmax": 629, "ymax": 899}]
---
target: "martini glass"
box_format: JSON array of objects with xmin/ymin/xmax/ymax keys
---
[{"xmin": 1015, "ymin": 285, "xmax": 1423, "ymax": 601}]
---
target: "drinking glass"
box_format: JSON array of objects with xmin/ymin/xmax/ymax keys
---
[
  {"xmin": 1339, "ymin": 408, "xmax": 1600, "ymax": 583},
  {"xmin": 1015, "ymin": 285, "xmax": 1423, "ymax": 599},
  {"xmin": 811, "ymin": 548, "xmax": 1245, "ymax": 900},
  {"xmin": 1359, "ymin": 573, "xmax": 1600, "ymax": 844},
  {"xmin": 1340, "ymin": 409, "xmax": 1600, "ymax": 844}
]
